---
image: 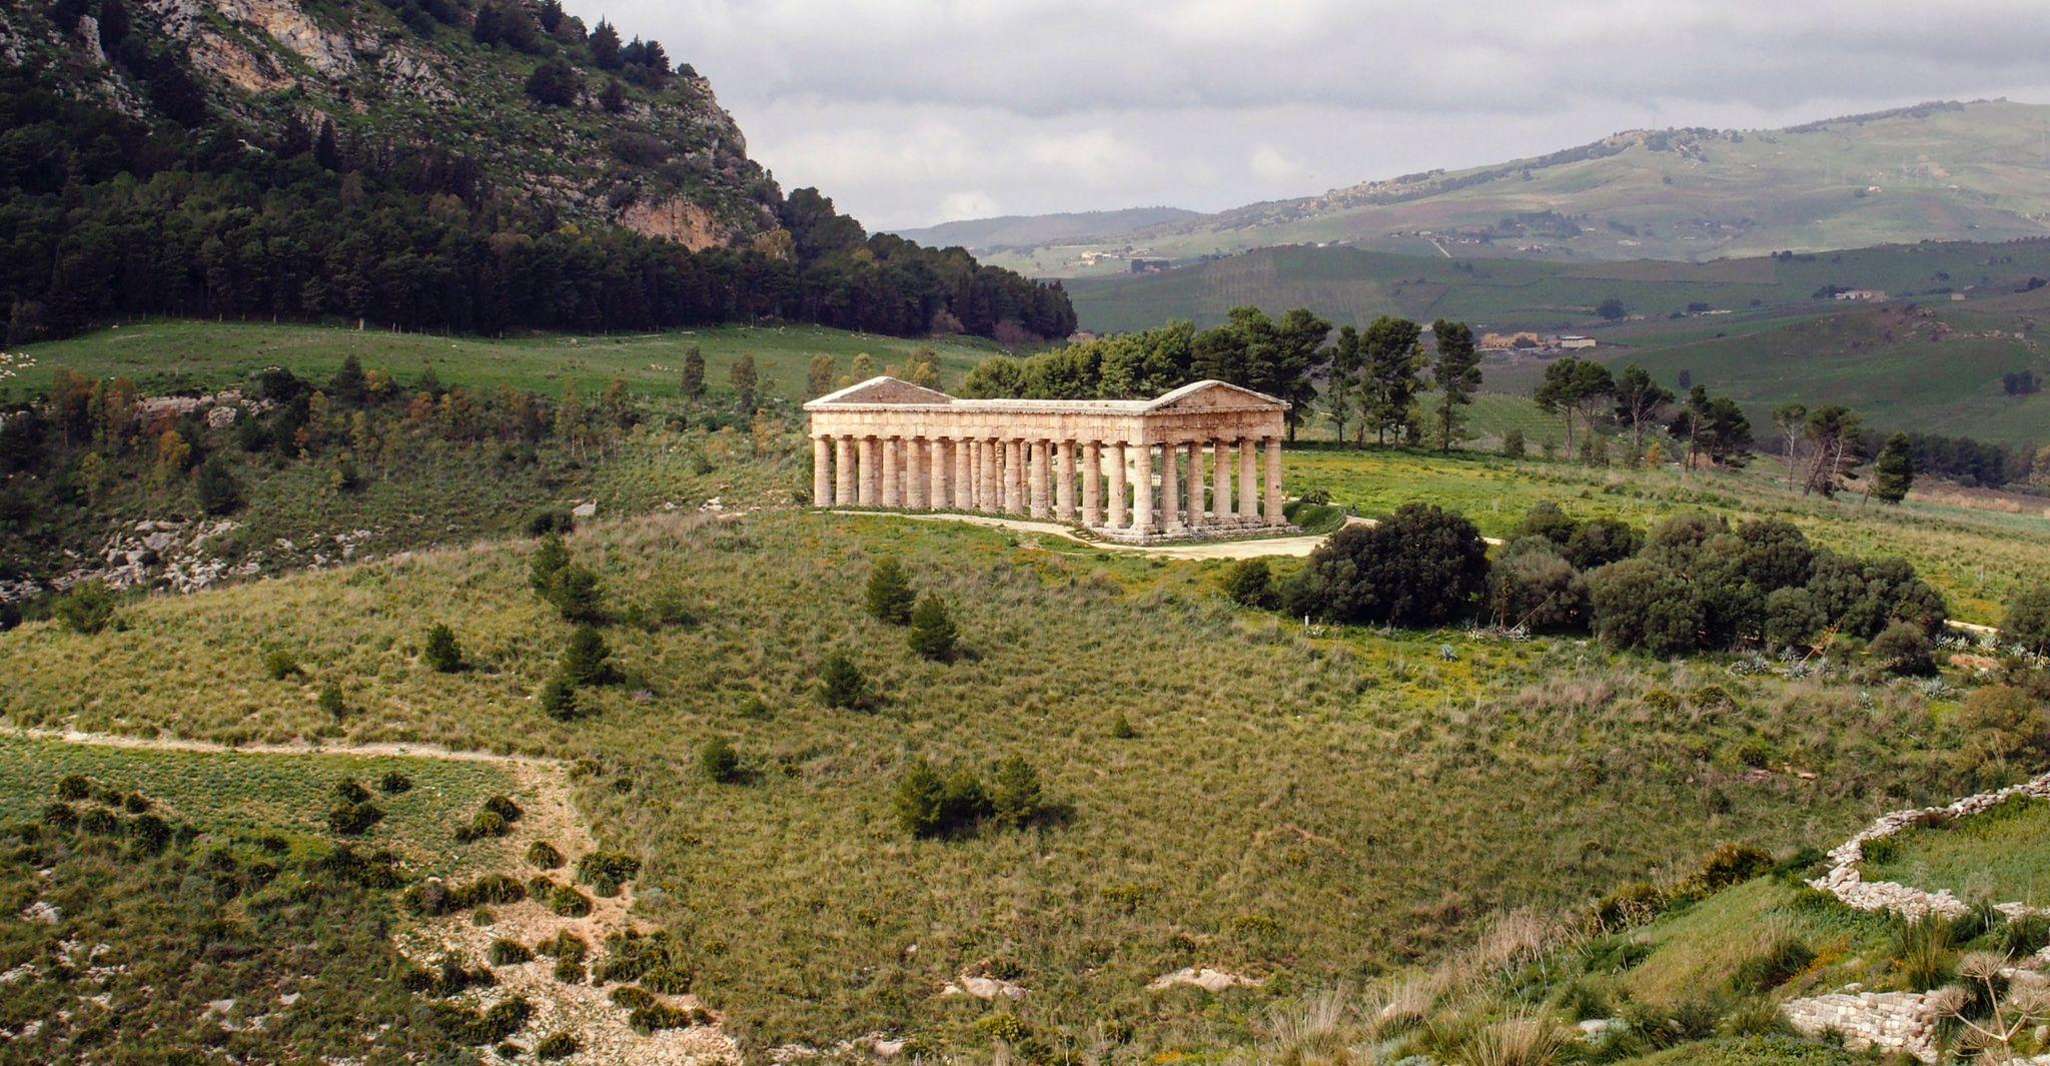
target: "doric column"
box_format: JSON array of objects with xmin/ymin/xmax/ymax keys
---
[
  {"xmin": 1003, "ymin": 439, "xmax": 1023, "ymax": 514},
  {"xmin": 981, "ymin": 439, "xmax": 998, "ymax": 513},
  {"xmin": 955, "ymin": 439, "xmax": 974, "ymax": 511},
  {"xmin": 906, "ymin": 439, "xmax": 927, "ymax": 509},
  {"xmin": 1238, "ymin": 437, "xmax": 1258, "ymax": 520},
  {"xmin": 929, "ymin": 438, "xmax": 950, "ymax": 510},
  {"xmin": 1056, "ymin": 441, "xmax": 1076, "ymax": 522},
  {"xmin": 1160, "ymin": 439, "xmax": 1180, "ymax": 530},
  {"xmin": 1185, "ymin": 442, "xmax": 1205, "ymax": 527},
  {"xmin": 835, "ymin": 436, "xmax": 857, "ymax": 507},
  {"xmin": 880, "ymin": 437, "xmax": 901, "ymax": 508},
  {"xmin": 1265, "ymin": 437, "xmax": 1284, "ymax": 524},
  {"xmin": 1205, "ymin": 440, "xmax": 1221, "ymax": 524},
  {"xmin": 1108, "ymin": 442, "xmax": 1128, "ymax": 529},
  {"xmin": 1027, "ymin": 440, "xmax": 1048, "ymax": 519},
  {"xmin": 1082, "ymin": 441, "xmax": 1103, "ymax": 527},
  {"xmin": 812, "ymin": 437, "xmax": 833, "ymax": 507},
  {"xmin": 1132, "ymin": 442, "xmax": 1154, "ymax": 535},
  {"xmin": 860, "ymin": 436, "xmax": 881, "ymax": 506}
]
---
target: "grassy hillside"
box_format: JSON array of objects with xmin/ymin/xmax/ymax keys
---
[
  {"xmin": 984, "ymin": 99, "xmax": 2050, "ymax": 276},
  {"xmin": 893, "ymin": 207, "xmax": 1202, "ymax": 252},
  {"xmin": 0, "ymin": 504, "xmax": 1999, "ymax": 1054},
  {"xmin": 1067, "ymin": 237, "xmax": 2050, "ymax": 333},
  {"xmin": 9, "ymin": 320, "xmax": 1014, "ymax": 401}
]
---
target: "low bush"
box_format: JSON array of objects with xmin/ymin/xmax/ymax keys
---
[
  {"xmin": 335, "ymin": 778, "xmax": 372, "ymax": 804},
  {"xmin": 1871, "ymin": 622, "xmax": 1937, "ymax": 676},
  {"xmin": 327, "ymin": 801, "xmax": 384, "ymax": 836},
  {"xmin": 629, "ymin": 1003, "xmax": 708, "ymax": 1034},
  {"xmin": 907, "ymin": 594, "xmax": 958, "ymax": 662},
  {"xmin": 535, "ymin": 931, "xmax": 587, "ymax": 961},
  {"xmin": 536, "ymin": 1033, "xmax": 580, "ymax": 1060},
  {"xmin": 1730, "ymin": 935, "xmax": 1816, "ymax": 993},
  {"xmin": 423, "ymin": 624, "xmax": 463, "ymax": 672},
  {"xmin": 489, "ymin": 938, "xmax": 533, "ymax": 965},
  {"xmin": 262, "ymin": 648, "xmax": 300, "ymax": 680},
  {"xmin": 54, "ymin": 581, "xmax": 117, "ymax": 634},
  {"xmin": 1486, "ymin": 538, "xmax": 1588, "ymax": 632},
  {"xmin": 1289, "ymin": 503, "xmax": 1489, "ymax": 625},
  {"xmin": 1221, "ymin": 558, "xmax": 1279, "ymax": 609},
  {"xmin": 318, "ymin": 682, "xmax": 348, "ymax": 721},
  {"xmin": 547, "ymin": 884, "xmax": 592, "ymax": 917},
  {"xmin": 699, "ymin": 736, "xmax": 742, "ymax": 783},
  {"xmin": 576, "ymin": 850, "xmax": 641, "ymax": 897},
  {"xmin": 819, "ymin": 652, "xmax": 871, "ymax": 709},
  {"xmin": 526, "ymin": 841, "xmax": 564, "ymax": 869},
  {"xmin": 378, "ymin": 771, "xmax": 412, "ymax": 794},
  {"xmin": 2003, "ymin": 583, "xmax": 2050, "ymax": 657}
]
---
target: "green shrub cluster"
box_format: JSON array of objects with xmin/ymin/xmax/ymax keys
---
[
  {"xmin": 893, "ymin": 755, "xmax": 1054, "ymax": 839},
  {"xmin": 596, "ymin": 930, "xmax": 691, "ymax": 992},
  {"xmin": 404, "ymin": 874, "xmax": 528, "ymax": 916},
  {"xmin": 575, "ymin": 850, "xmax": 641, "ymax": 897}
]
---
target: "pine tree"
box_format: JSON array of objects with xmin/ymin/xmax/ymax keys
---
[
  {"xmin": 559, "ymin": 625, "xmax": 614, "ymax": 686},
  {"xmin": 680, "ymin": 346, "xmax": 705, "ymax": 401},
  {"xmin": 423, "ymin": 624, "xmax": 463, "ymax": 672},
  {"xmin": 589, "ymin": 19, "xmax": 622, "ymax": 68},
  {"xmin": 599, "ymin": 79, "xmax": 627, "ymax": 114},
  {"xmin": 819, "ymin": 653, "xmax": 869, "ymax": 710},
  {"xmin": 314, "ymin": 119, "xmax": 343, "ymax": 171},
  {"xmin": 1430, "ymin": 319, "xmax": 1482, "ymax": 452},
  {"xmin": 907, "ymin": 594, "xmax": 957, "ymax": 662},
  {"xmin": 1872, "ymin": 433, "xmax": 1915, "ymax": 505},
  {"xmin": 865, "ymin": 559, "xmax": 915, "ymax": 624},
  {"xmin": 730, "ymin": 354, "xmax": 758, "ymax": 414}
]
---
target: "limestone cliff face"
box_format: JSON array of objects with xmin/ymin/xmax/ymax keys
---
[{"xmin": 14, "ymin": 0, "xmax": 776, "ymax": 246}]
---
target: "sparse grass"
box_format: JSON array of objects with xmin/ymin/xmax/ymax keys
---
[
  {"xmin": 0, "ymin": 507, "xmax": 1989, "ymax": 1053},
  {"xmin": 1862, "ymin": 796, "xmax": 2050, "ymax": 906},
  {"xmin": 1617, "ymin": 879, "xmax": 1889, "ymax": 1006}
]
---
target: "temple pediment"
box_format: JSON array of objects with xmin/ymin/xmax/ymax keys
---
[{"xmin": 806, "ymin": 376, "xmax": 956, "ymax": 408}]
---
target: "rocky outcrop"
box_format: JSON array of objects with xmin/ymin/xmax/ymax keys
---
[{"xmin": 618, "ymin": 197, "xmax": 731, "ymax": 252}]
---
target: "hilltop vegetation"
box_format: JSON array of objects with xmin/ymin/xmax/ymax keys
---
[
  {"xmin": 0, "ymin": 0, "xmax": 1074, "ymax": 347},
  {"xmin": 975, "ymin": 99, "xmax": 2050, "ymax": 276}
]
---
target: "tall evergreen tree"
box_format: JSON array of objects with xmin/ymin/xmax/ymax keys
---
[
  {"xmin": 1323, "ymin": 325, "xmax": 1360, "ymax": 445},
  {"xmin": 1611, "ymin": 364, "xmax": 1674, "ymax": 458},
  {"xmin": 1430, "ymin": 319, "xmax": 1481, "ymax": 452},
  {"xmin": 1871, "ymin": 432, "xmax": 1915, "ymax": 504},
  {"xmin": 1360, "ymin": 316, "xmax": 1423, "ymax": 445},
  {"xmin": 588, "ymin": 19, "xmax": 622, "ymax": 68},
  {"xmin": 730, "ymin": 354, "xmax": 758, "ymax": 413}
]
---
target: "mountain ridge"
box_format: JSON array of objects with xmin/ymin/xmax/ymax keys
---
[{"xmin": 954, "ymin": 99, "xmax": 2050, "ymax": 277}]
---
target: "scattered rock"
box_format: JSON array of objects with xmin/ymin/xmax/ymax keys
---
[
  {"xmin": 1146, "ymin": 967, "xmax": 1263, "ymax": 993},
  {"xmin": 572, "ymin": 501, "xmax": 598, "ymax": 519},
  {"xmin": 941, "ymin": 974, "xmax": 1026, "ymax": 1001},
  {"xmin": 19, "ymin": 900, "xmax": 58, "ymax": 925}
]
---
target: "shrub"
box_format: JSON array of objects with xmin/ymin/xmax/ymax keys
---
[
  {"xmin": 1871, "ymin": 622, "xmax": 1936, "ymax": 676},
  {"xmin": 328, "ymin": 801, "xmax": 384, "ymax": 836},
  {"xmin": 1588, "ymin": 558, "xmax": 1701, "ymax": 655},
  {"xmin": 1737, "ymin": 518, "xmax": 1815, "ymax": 592},
  {"xmin": 547, "ymin": 884, "xmax": 592, "ymax": 917},
  {"xmin": 1109, "ymin": 712, "xmax": 1137, "ymax": 739},
  {"xmin": 1957, "ymin": 686, "xmax": 2050, "ymax": 767},
  {"xmin": 1763, "ymin": 587, "xmax": 1825, "ymax": 650},
  {"xmin": 335, "ymin": 778, "xmax": 372, "ymax": 804},
  {"xmin": 819, "ymin": 652, "xmax": 870, "ymax": 709},
  {"xmin": 1514, "ymin": 501, "xmax": 1578, "ymax": 546},
  {"xmin": 541, "ymin": 676, "xmax": 580, "ymax": 721},
  {"xmin": 1292, "ymin": 503, "xmax": 1489, "ymax": 626},
  {"xmin": 1808, "ymin": 551, "xmax": 1948, "ymax": 639},
  {"xmin": 907, "ymin": 594, "xmax": 958, "ymax": 661},
  {"xmin": 194, "ymin": 457, "xmax": 241, "ymax": 515},
  {"xmin": 865, "ymin": 558, "xmax": 915, "ymax": 624},
  {"xmin": 596, "ymin": 931, "xmax": 689, "ymax": 988},
  {"xmin": 526, "ymin": 510, "xmax": 575, "ymax": 537},
  {"xmin": 699, "ymin": 736, "xmax": 742, "ymax": 783},
  {"xmin": 1563, "ymin": 517, "xmax": 1642, "ymax": 570},
  {"xmin": 53, "ymin": 581, "xmax": 116, "ymax": 634},
  {"xmin": 529, "ymin": 534, "xmax": 570, "ymax": 593},
  {"xmin": 423, "ymin": 624, "xmax": 463, "ymax": 672},
  {"xmin": 988, "ymin": 756, "xmax": 1049, "ymax": 829},
  {"xmin": 1689, "ymin": 842, "xmax": 1773, "ymax": 892},
  {"xmin": 526, "ymin": 841, "xmax": 564, "ymax": 869},
  {"xmin": 545, "ymin": 564, "xmax": 605, "ymax": 623},
  {"xmin": 2001, "ymin": 913, "xmax": 2050, "ymax": 957},
  {"xmin": 1500, "ymin": 429, "xmax": 1526, "ymax": 458},
  {"xmin": 535, "ymin": 931, "xmax": 586, "ymax": 961},
  {"xmin": 610, "ymin": 986, "xmax": 655, "ymax": 1010},
  {"xmin": 559, "ymin": 625, "xmax": 615, "ymax": 686},
  {"xmin": 484, "ymin": 795, "xmax": 523, "ymax": 822},
  {"xmin": 576, "ymin": 851, "xmax": 641, "ymax": 896},
  {"xmin": 553, "ymin": 956, "xmax": 586, "ymax": 983},
  {"xmin": 262, "ymin": 648, "xmax": 300, "ymax": 679},
  {"xmin": 1892, "ymin": 916, "xmax": 1956, "ymax": 990},
  {"xmin": 893, "ymin": 758, "xmax": 995, "ymax": 839},
  {"xmin": 1222, "ymin": 558, "xmax": 1278, "ymax": 609},
  {"xmin": 489, "ymin": 938, "xmax": 533, "ymax": 965},
  {"xmin": 378, "ymin": 771, "xmax": 413, "ymax": 794},
  {"xmin": 1730, "ymin": 935, "xmax": 1815, "ymax": 993},
  {"xmin": 455, "ymin": 809, "xmax": 508, "ymax": 843},
  {"xmin": 629, "ymin": 1003, "xmax": 707, "ymax": 1034},
  {"xmin": 1486, "ymin": 538, "xmax": 1588, "ymax": 632},
  {"xmin": 56, "ymin": 774, "xmax": 92, "ymax": 801},
  {"xmin": 2005, "ymin": 584, "xmax": 2050, "ymax": 657},
  {"xmin": 536, "ymin": 1033, "xmax": 580, "ymax": 1060},
  {"xmin": 318, "ymin": 682, "xmax": 348, "ymax": 721}
]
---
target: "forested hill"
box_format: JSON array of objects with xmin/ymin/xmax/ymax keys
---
[{"xmin": 0, "ymin": 0, "xmax": 1075, "ymax": 344}]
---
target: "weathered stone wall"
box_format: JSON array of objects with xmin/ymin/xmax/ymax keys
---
[{"xmin": 1782, "ymin": 990, "xmax": 1943, "ymax": 1062}]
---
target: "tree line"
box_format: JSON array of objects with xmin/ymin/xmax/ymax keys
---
[{"xmin": 0, "ymin": 59, "xmax": 1073, "ymax": 345}]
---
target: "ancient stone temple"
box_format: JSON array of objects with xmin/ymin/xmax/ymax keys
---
[{"xmin": 803, "ymin": 377, "xmax": 1292, "ymax": 543}]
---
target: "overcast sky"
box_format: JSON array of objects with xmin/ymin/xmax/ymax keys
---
[{"xmin": 573, "ymin": 1, "xmax": 2050, "ymax": 232}]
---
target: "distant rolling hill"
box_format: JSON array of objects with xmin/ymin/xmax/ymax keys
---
[
  {"xmin": 1070, "ymin": 239, "xmax": 2050, "ymax": 448},
  {"xmin": 892, "ymin": 206, "xmax": 1201, "ymax": 251},
  {"xmin": 973, "ymin": 99, "xmax": 2050, "ymax": 277}
]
